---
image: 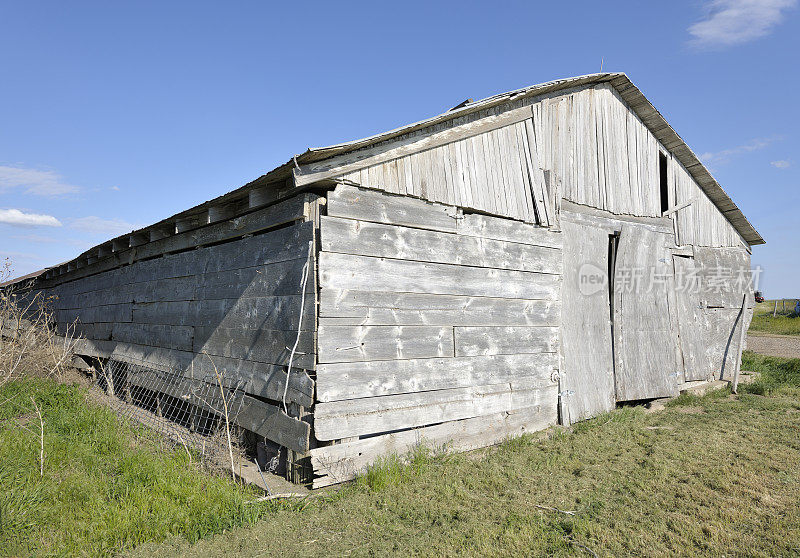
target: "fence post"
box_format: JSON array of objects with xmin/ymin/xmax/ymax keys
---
[{"xmin": 731, "ymin": 293, "xmax": 748, "ymax": 394}]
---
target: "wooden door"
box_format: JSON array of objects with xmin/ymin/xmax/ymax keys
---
[
  {"xmin": 559, "ymin": 219, "xmax": 615, "ymax": 423},
  {"xmin": 612, "ymin": 224, "xmax": 680, "ymax": 401},
  {"xmin": 672, "ymin": 255, "xmax": 709, "ymax": 381}
]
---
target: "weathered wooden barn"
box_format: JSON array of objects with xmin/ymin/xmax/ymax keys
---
[{"xmin": 9, "ymin": 73, "xmax": 763, "ymax": 487}]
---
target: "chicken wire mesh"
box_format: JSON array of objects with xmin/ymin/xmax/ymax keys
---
[{"xmin": 92, "ymin": 356, "xmax": 275, "ymax": 476}]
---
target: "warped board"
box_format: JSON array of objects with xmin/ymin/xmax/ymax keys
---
[
  {"xmin": 559, "ymin": 218, "xmax": 615, "ymax": 422},
  {"xmin": 125, "ymin": 367, "xmax": 310, "ymax": 454},
  {"xmin": 70, "ymin": 337, "xmax": 314, "ymax": 408},
  {"xmin": 613, "ymin": 225, "xmax": 680, "ymax": 400},
  {"xmin": 314, "ymin": 379, "xmax": 557, "ymax": 440}
]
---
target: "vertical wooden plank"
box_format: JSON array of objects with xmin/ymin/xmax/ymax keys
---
[
  {"xmin": 522, "ymin": 119, "xmax": 550, "ymax": 226},
  {"xmin": 445, "ymin": 141, "xmax": 462, "ymax": 208},
  {"xmin": 594, "ymin": 86, "xmax": 608, "ymax": 216},
  {"xmin": 484, "ymin": 131, "xmax": 505, "ymax": 215},
  {"xmin": 511, "ymin": 122, "xmax": 536, "ymax": 223},
  {"xmin": 498, "ymin": 126, "xmax": 517, "ymax": 218},
  {"xmin": 384, "ymin": 159, "xmax": 400, "ymax": 194},
  {"xmin": 469, "ymin": 135, "xmax": 488, "ymax": 213}
]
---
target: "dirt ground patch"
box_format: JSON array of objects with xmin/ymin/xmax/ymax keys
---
[{"xmin": 747, "ymin": 333, "xmax": 800, "ymax": 359}]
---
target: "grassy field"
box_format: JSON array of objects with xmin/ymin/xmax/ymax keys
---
[
  {"xmin": 3, "ymin": 355, "xmax": 800, "ymax": 557},
  {"xmin": 749, "ymin": 299, "xmax": 800, "ymax": 336},
  {"xmin": 124, "ymin": 350, "xmax": 800, "ymax": 558},
  {"xmin": 0, "ymin": 378, "xmax": 275, "ymax": 556}
]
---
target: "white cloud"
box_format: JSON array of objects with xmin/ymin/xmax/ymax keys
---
[
  {"xmin": 699, "ymin": 137, "xmax": 776, "ymax": 167},
  {"xmin": 0, "ymin": 209, "xmax": 62, "ymax": 227},
  {"xmin": 771, "ymin": 159, "xmax": 792, "ymax": 168},
  {"xmin": 688, "ymin": 0, "xmax": 796, "ymax": 48},
  {"xmin": 70, "ymin": 216, "xmax": 141, "ymax": 236},
  {"xmin": 0, "ymin": 165, "xmax": 81, "ymax": 196}
]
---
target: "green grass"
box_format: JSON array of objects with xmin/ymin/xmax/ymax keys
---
[
  {"xmin": 0, "ymin": 378, "xmax": 276, "ymax": 557},
  {"xmin": 749, "ymin": 299, "xmax": 800, "ymax": 336},
  {"xmin": 740, "ymin": 350, "xmax": 800, "ymax": 395},
  {"xmin": 6, "ymin": 361, "xmax": 800, "ymax": 557},
  {"xmin": 130, "ymin": 360, "xmax": 800, "ymax": 557}
]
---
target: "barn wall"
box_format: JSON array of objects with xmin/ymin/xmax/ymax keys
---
[
  {"xmin": 332, "ymin": 83, "xmax": 745, "ymax": 248},
  {"xmin": 22, "ymin": 193, "xmax": 320, "ymax": 454},
  {"xmin": 559, "ymin": 202, "xmax": 753, "ymax": 402},
  {"xmin": 689, "ymin": 246, "xmax": 754, "ymax": 381},
  {"xmin": 309, "ymin": 185, "xmax": 562, "ymax": 487},
  {"xmin": 672, "ymin": 157, "xmax": 746, "ymax": 247}
]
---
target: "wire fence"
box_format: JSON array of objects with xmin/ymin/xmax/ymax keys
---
[
  {"xmin": 757, "ymin": 299, "xmax": 800, "ymax": 318},
  {"xmin": 92, "ymin": 356, "xmax": 283, "ymax": 480}
]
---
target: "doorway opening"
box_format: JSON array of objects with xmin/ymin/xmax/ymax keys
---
[
  {"xmin": 608, "ymin": 231, "xmax": 621, "ymax": 377},
  {"xmin": 659, "ymin": 152, "xmax": 669, "ymax": 214}
]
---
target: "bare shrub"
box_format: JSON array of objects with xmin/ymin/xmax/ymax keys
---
[{"xmin": 0, "ymin": 258, "xmax": 79, "ymax": 387}]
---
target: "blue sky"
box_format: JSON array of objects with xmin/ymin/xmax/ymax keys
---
[{"xmin": 0, "ymin": 0, "xmax": 797, "ymax": 295}]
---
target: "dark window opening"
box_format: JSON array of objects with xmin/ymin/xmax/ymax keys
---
[{"xmin": 659, "ymin": 152, "xmax": 669, "ymax": 214}]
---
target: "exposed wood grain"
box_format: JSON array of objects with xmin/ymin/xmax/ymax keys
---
[
  {"xmin": 318, "ymin": 289, "xmax": 560, "ymax": 326},
  {"xmin": 327, "ymin": 184, "xmax": 458, "ymax": 233},
  {"xmin": 454, "ymin": 326, "xmax": 559, "ymax": 356},
  {"xmin": 314, "ymin": 378, "xmax": 557, "ymax": 440},
  {"xmin": 321, "ymin": 216, "xmax": 562, "ymax": 274},
  {"xmin": 613, "ymin": 225, "xmax": 680, "ymax": 400},
  {"xmin": 194, "ymin": 326, "xmax": 315, "ymax": 370},
  {"xmin": 316, "ymin": 353, "xmax": 558, "ymax": 402},
  {"xmin": 559, "ymin": 219, "xmax": 615, "ymax": 422},
  {"xmin": 111, "ymin": 322, "xmax": 194, "ymax": 352},
  {"xmin": 318, "ymin": 325, "xmax": 454, "ymax": 363},
  {"xmin": 310, "ymin": 404, "xmax": 556, "ymax": 487},
  {"xmin": 319, "ymin": 253, "xmax": 562, "ymax": 300}
]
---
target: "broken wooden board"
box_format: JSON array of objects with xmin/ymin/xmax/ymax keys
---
[
  {"xmin": 310, "ymin": 403, "xmax": 557, "ymax": 487},
  {"xmin": 314, "ymin": 379, "xmax": 557, "ymax": 440}
]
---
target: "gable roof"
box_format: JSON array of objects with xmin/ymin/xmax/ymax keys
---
[
  {"xmin": 277, "ymin": 72, "xmax": 762, "ymax": 245},
  {"xmin": 5, "ymin": 72, "xmax": 763, "ymax": 288}
]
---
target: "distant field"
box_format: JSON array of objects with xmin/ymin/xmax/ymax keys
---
[{"xmin": 749, "ymin": 299, "xmax": 800, "ymax": 336}]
